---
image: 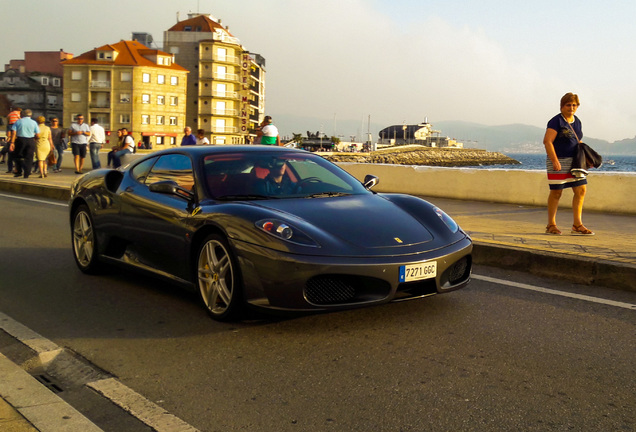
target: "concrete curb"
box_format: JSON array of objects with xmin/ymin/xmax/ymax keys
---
[
  {"xmin": 0, "ymin": 353, "xmax": 103, "ymax": 432},
  {"xmin": 0, "ymin": 181, "xmax": 70, "ymax": 201},
  {"xmin": 473, "ymin": 242, "xmax": 636, "ymax": 293}
]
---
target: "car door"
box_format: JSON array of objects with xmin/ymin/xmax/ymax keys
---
[{"xmin": 119, "ymin": 153, "xmax": 196, "ymax": 281}]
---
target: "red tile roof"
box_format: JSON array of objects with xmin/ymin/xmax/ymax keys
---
[
  {"xmin": 167, "ymin": 14, "xmax": 234, "ymax": 37},
  {"xmin": 62, "ymin": 40, "xmax": 188, "ymax": 71}
]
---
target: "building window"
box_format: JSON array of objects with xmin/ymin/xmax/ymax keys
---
[
  {"xmin": 158, "ymin": 74, "xmax": 165, "ymax": 84},
  {"xmin": 141, "ymin": 115, "xmax": 150, "ymax": 125},
  {"xmin": 121, "ymin": 72, "xmax": 131, "ymax": 82},
  {"xmin": 41, "ymin": 77, "xmax": 49, "ymax": 85},
  {"xmin": 120, "ymin": 114, "xmax": 130, "ymax": 123},
  {"xmin": 157, "ymin": 95, "xmax": 165, "ymax": 105},
  {"xmin": 170, "ymin": 96, "xmax": 178, "ymax": 106},
  {"xmin": 120, "ymin": 93, "xmax": 131, "ymax": 103},
  {"xmin": 169, "ymin": 136, "xmax": 176, "ymax": 145},
  {"xmin": 169, "ymin": 116, "xmax": 177, "ymax": 126},
  {"xmin": 71, "ymin": 92, "xmax": 81, "ymax": 102},
  {"xmin": 170, "ymin": 76, "xmax": 178, "ymax": 85},
  {"xmin": 71, "ymin": 71, "xmax": 82, "ymax": 80},
  {"xmin": 217, "ymin": 48, "xmax": 227, "ymax": 61},
  {"xmin": 156, "ymin": 136, "xmax": 164, "ymax": 145},
  {"xmin": 52, "ymin": 78, "xmax": 61, "ymax": 87},
  {"xmin": 142, "ymin": 94, "xmax": 150, "ymax": 104},
  {"xmin": 142, "ymin": 73, "xmax": 150, "ymax": 83},
  {"xmin": 156, "ymin": 115, "xmax": 164, "ymax": 125}
]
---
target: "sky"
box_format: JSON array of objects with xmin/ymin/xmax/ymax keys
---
[{"xmin": 3, "ymin": 0, "xmax": 636, "ymax": 142}]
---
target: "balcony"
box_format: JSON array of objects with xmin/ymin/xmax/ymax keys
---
[
  {"xmin": 89, "ymin": 101, "xmax": 111, "ymax": 109},
  {"xmin": 211, "ymin": 125, "xmax": 238, "ymax": 134},
  {"xmin": 212, "ymin": 108, "xmax": 238, "ymax": 116},
  {"xmin": 90, "ymin": 80, "xmax": 111, "ymax": 88},
  {"xmin": 211, "ymin": 32, "xmax": 241, "ymax": 45},
  {"xmin": 213, "ymin": 72, "xmax": 238, "ymax": 81},
  {"xmin": 212, "ymin": 90, "xmax": 239, "ymax": 99},
  {"xmin": 213, "ymin": 55, "xmax": 239, "ymax": 64}
]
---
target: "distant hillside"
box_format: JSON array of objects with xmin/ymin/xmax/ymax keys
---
[
  {"xmin": 435, "ymin": 121, "xmax": 636, "ymax": 155},
  {"xmin": 278, "ymin": 114, "xmax": 636, "ymax": 155}
]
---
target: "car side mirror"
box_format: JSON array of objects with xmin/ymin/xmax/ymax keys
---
[
  {"xmin": 363, "ymin": 174, "xmax": 379, "ymax": 190},
  {"xmin": 149, "ymin": 180, "xmax": 194, "ymax": 200}
]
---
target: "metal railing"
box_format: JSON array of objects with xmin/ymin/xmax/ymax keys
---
[
  {"xmin": 210, "ymin": 125, "xmax": 238, "ymax": 133},
  {"xmin": 212, "ymin": 55, "xmax": 239, "ymax": 64},
  {"xmin": 213, "ymin": 72, "xmax": 239, "ymax": 81},
  {"xmin": 212, "ymin": 90, "xmax": 239, "ymax": 99},
  {"xmin": 212, "ymin": 108, "xmax": 238, "ymax": 116},
  {"xmin": 90, "ymin": 81, "xmax": 111, "ymax": 88}
]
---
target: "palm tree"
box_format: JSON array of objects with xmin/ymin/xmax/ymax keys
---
[{"xmin": 291, "ymin": 133, "xmax": 304, "ymax": 145}]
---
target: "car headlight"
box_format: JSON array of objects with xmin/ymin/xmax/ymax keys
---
[
  {"xmin": 433, "ymin": 207, "xmax": 459, "ymax": 233},
  {"xmin": 256, "ymin": 219, "xmax": 320, "ymax": 247}
]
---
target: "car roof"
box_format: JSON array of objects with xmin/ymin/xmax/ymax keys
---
[{"xmin": 152, "ymin": 145, "xmax": 308, "ymax": 156}]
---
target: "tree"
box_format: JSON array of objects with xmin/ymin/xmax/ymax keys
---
[{"xmin": 291, "ymin": 133, "xmax": 304, "ymax": 145}]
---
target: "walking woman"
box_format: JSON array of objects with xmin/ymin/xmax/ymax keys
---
[
  {"xmin": 543, "ymin": 92, "xmax": 594, "ymax": 235},
  {"xmin": 35, "ymin": 116, "xmax": 53, "ymax": 178}
]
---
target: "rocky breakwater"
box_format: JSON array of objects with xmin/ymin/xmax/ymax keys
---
[{"xmin": 323, "ymin": 145, "xmax": 520, "ymax": 167}]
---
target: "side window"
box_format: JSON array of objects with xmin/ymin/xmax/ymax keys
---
[
  {"xmin": 145, "ymin": 154, "xmax": 195, "ymax": 190},
  {"xmin": 130, "ymin": 157, "xmax": 157, "ymax": 183}
]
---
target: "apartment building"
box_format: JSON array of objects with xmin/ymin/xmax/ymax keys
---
[
  {"xmin": 62, "ymin": 40, "xmax": 188, "ymax": 148},
  {"xmin": 163, "ymin": 13, "xmax": 266, "ymax": 145},
  {"xmin": 0, "ymin": 50, "xmax": 72, "ymax": 125}
]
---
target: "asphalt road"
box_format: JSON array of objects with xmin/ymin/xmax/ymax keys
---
[{"xmin": 1, "ymin": 192, "xmax": 635, "ymax": 432}]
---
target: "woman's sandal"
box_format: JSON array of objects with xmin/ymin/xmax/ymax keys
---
[
  {"xmin": 571, "ymin": 224, "xmax": 595, "ymax": 236},
  {"xmin": 545, "ymin": 224, "xmax": 561, "ymax": 235}
]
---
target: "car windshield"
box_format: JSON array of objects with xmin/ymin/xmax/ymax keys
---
[{"xmin": 202, "ymin": 151, "xmax": 370, "ymax": 200}]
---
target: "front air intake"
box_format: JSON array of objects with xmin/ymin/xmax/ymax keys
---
[{"xmin": 304, "ymin": 275, "xmax": 391, "ymax": 306}]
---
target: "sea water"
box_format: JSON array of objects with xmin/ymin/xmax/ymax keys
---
[{"xmin": 481, "ymin": 153, "xmax": 636, "ymax": 173}]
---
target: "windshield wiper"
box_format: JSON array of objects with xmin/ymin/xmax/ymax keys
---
[
  {"xmin": 215, "ymin": 194, "xmax": 277, "ymax": 201},
  {"xmin": 304, "ymin": 192, "xmax": 352, "ymax": 198}
]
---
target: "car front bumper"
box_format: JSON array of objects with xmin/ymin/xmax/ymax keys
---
[{"xmin": 232, "ymin": 237, "xmax": 472, "ymax": 312}]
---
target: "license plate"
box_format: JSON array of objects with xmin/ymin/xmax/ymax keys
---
[{"xmin": 399, "ymin": 261, "xmax": 437, "ymax": 282}]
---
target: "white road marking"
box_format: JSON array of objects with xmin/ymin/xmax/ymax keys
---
[
  {"xmin": 473, "ymin": 274, "xmax": 636, "ymax": 310},
  {"xmin": 0, "ymin": 312, "xmax": 200, "ymax": 432},
  {"xmin": 0, "ymin": 193, "xmax": 67, "ymax": 207},
  {"xmin": 89, "ymin": 378, "xmax": 200, "ymax": 432}
]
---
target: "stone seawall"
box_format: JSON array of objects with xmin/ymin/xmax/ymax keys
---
[{"xmin": 323, "ymin": 146, "xmax": 520, "ymax": 167}]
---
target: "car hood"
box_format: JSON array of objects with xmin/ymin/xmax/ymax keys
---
[{"xmin": 252, "ymin": 194, "xmax": 434, "ymax": 249}]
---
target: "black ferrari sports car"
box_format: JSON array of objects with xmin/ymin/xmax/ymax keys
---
[{"xmin": 69, "ymin": 146, "xmax": 472, "ymax": 321}]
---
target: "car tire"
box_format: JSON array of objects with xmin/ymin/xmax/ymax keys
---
[
  {"xmin": 71, "ymin": 204, "xmax": 102, "ymax": 274},
  {"xmin": 196, "ymin": 234, "xmax": 243, "ymax": 321}
]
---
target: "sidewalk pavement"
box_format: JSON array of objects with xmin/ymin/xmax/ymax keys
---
[{"xmin": 0, "ymin": 167, "xmax": 635, "ymax": 430}]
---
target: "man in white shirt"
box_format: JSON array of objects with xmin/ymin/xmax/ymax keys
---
[
  {"xmin": 68, "ymin": 114, "xmax": 91, "ymax": 174},
  {"xmin": 111, "ymin": 128, "xmax": 135, "ymax": 168},
  {"xmin": 88, "ymin": 118, "xmax": 106, "ymax": 169}
]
